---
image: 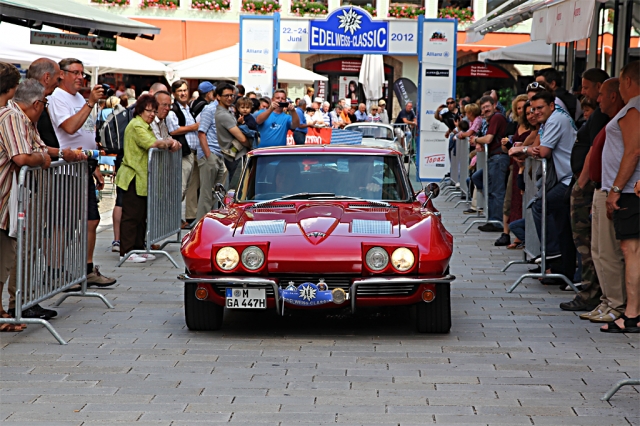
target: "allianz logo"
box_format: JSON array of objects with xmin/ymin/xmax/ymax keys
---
[{"xmin": 426, "ymin": 52, "xmax": 449, "ymax": 57}]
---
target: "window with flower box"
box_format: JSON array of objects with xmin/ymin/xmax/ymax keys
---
[
  {"xmin": 290, "ymin": 0, "xmax": 329, "ymax": 16},
  {"xmin": 387, "ymin": 1, "xmax": 424, "ymax": 19},
  {"xmin": 341, "ymin": 0, "xmax": 377, "ymax": 17},
  {"xmin": 438, "ymin": 0, "xmax": 473, "ymax": 23}
]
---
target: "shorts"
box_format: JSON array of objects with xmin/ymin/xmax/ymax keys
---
[
  {"xmin": 88, "ymin": 169, "xmax": 100, "ymax": 221},
  {"xmin": 613, "ymin": 193, "xmax": 639, "ymax": 240},
  {"xmin": 115, "ymin": 186, "xmax": 124, "ymax": 208}
]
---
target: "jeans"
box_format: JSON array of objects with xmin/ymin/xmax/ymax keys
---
[
  {"xmin": 532, "ymin": 183, "xmax": 568, "ymax": 256},
  {"xmin": 293, "ymin": 130, "xmax": 306, "ymax": 145},
  {"xmin": 471, "ymin": 168, "xmax": 483, "ymax": 191},
  {"xmin": 509, "ymin": 218, "xmax": 525, "ymax": 242},
  {"xmin": 487, "ymin": 154, "xmax": 510, "ymax": 222},
  {"xmin": 224, "ymin": 157, "xmax": 243, "ymax": 189}
]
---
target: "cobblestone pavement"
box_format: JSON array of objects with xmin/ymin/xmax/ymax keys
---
[{"xmin": 1, "ymin": 188, "xmax": 638, "ymax": 425}]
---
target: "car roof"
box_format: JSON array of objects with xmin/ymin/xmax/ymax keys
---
[
  {"xmin": 345, "ymin": 122, "xmax": 394, "ymax": 131},
  {"xmin": 248, "ymin": 145, "xmax": 401, "ymax": 157}
]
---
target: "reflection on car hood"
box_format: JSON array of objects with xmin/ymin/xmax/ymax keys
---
[{"xmin": 234, "ymin": 202, "xmax": 401, "ymax": 243}]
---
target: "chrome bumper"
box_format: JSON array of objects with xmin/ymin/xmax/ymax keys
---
[{"xmin": 178, "ymin": 273, "xmax": 456, "ymax": 315}]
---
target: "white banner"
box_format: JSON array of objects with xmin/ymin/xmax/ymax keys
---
[
  {"xmin": 240, "ymin": 18, "xmax": 277, "ymax": 98},
  {"xmin": 546, "ymin": 0, "xmax": 595, "ymax": 44},
  {"xmin": 417, "ymin": 19, "xmax": 456, "ymax": 181}
]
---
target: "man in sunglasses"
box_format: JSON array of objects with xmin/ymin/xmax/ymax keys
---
[
  {"xmin": 535, "ymin": 68, "xmax": 581, "ymax": 123},
  {"xmin": 48, "ymin": 58, "xmax": 117, "ymax": 288}
]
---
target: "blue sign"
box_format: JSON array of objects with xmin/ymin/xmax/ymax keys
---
[
  {"xmin": 310, "ymin": 7, "xmax": 388, "ymax": 54},
  {"xmin": 279, "ymin": 282, "xmax": 334, "ymax": 306}
]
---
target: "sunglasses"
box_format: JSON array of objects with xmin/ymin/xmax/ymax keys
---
[
  {"xmin": 35, "ymin": 99, "xmax": 48, "ymax": 108},
  {"xmin": 144, "ymin": 108, "xmax": 157, "ymax": 114},
  {"xmin": 527, "ymin": 82, "xmax": 546, "ymax": 91},
  {"xmin": 447, "ymin": 101, "xmax": 456, "ymax": 105}
]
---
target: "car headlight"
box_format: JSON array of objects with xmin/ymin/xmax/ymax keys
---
[
  {"xmin": 391, "ymin": 247, "xmax": 415, "ymax": 272},
  {"xmin": 216, "ymin": 247, "xmax": 239, "ymax": 270},
  {"xmin": 241, "ymin": 246, "xmax": 265, "ymax": 270},
  {"xmin": 366, "ymin": 247, "xmax": 389, "ymax": 271}
]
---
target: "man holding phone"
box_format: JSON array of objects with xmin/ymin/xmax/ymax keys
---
[{"xmin": 255, "ymin": 89, "xmax": 300, "ymax": 147}]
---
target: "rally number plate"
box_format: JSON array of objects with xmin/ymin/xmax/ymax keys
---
[{"xmin": 225, "ymin": 288, "xmax": 266, "ymax": 309}]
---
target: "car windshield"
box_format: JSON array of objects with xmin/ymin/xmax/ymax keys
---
[
  {"xmin": 236, "ymin": 154, "xmax": 409, "ymax": 202},
  {"xmin": 346, "ymin": 125, "xmax": 394, "ymax": 141}
]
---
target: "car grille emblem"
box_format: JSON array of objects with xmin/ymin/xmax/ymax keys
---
[
  {"xmin": 298, "ymin": 284, "xmax": 317, "ymax": 301},
  {"xmin": 306, "ymin": 231, "xmax": 326, "ymax": 238}
]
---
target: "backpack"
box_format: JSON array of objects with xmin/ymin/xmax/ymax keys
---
[{"xmin": 98, "ymin": 105, "xmax": 132, "ymax": 154}]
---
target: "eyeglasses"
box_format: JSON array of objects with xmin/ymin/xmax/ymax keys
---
[
  {"xmin": 447, "ymin": 101, "xmax": 456, "ymax": 105},
  {"xmin": 526, "ymin": 82, "xmax": 546, "ymax": 91},
  {"xmin": 62, "ymin": 69, "xmax": 85, "ymax": 78},
  {"xmin": 35, "ymin": 99, "xmax": 48, "ymax": 108},
  {"xmin": 530, "ymin": 106, "xmax": 546, "ymax": 112},
  {"xmin": 158, "ymin": 103, "xmax": 171, "ymax": 108},
  {"xmin": 220, "ymin": 94, "xmax": 235, "ymax": 98},
  {"xmin": 144, "ymin": 108, "xmax": 157, "ymax": 114}
]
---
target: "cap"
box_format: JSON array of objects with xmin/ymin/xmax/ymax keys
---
[
  {"xmin": 378, "ymin": 100, "xmax": 386, "ymax": 106},
  {"xmin": 314, "ymin": 97, "xmax": 323, "ymax": 103},
  {"xmin": 198, "ymin": 81, "xmax": 215, "ymax": 94}
]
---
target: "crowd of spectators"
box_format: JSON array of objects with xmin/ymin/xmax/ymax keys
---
[{"xmin": 439, "ymin": 62, "xmax": 639, "ymax": 333}]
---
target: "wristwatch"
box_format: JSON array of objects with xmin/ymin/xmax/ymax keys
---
[
  {"xmin": 611, "ymin": 186, "xmax": 622, "ymax": 193},
  {"xmin": 522, "ymin": 147, "xmax": 528, "ymax": 155}
]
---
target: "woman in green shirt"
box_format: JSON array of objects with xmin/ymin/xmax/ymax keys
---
[{"xmin": 116, "ymin": 94, "xmax": 180, "ymax": 263}]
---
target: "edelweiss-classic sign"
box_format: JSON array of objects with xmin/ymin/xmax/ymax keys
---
[{"xmin": 310, "ymin": 7, "xmax": 388, "ymax": 53}]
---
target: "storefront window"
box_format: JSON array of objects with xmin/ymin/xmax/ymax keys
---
[
  {"xmin": 342, "ymin": 0, "xmax": 377, "ymax": 17},
  {"xmin": 487, "ymin": 0, "xmax": 511, "ymax": 13}
]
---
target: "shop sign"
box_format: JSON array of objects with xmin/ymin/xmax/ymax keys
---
[
  {"xmin": 239, "ymin": 17, "xmax": 278, "ymax": 98},
  {"xmin": 456, "ymin": 63, "xmax": 510, "ymax": 79},
  {"xmin": 280, "ymin": 7, "xmax": 418, "ymax": 55},
  {"xmin": 30, "ymin": 31, "xmax": 116, "ymax": 51}
]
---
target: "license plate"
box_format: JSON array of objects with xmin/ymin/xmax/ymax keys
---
[{"xmin": 225, "ymin": 288, "xmax": 266, "ymax": 309}]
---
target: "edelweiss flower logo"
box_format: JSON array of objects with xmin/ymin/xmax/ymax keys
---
[
  {"xmin": 299, "ymin": 284, "xmax": 317, "ymax": 301},
  {"xmin": 338, "ymin": 7, "xmax": 362, "ymax": 35}
]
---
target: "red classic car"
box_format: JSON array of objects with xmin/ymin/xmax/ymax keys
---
[{"xmin": 179, "ymin": 145, "xmax": 454, "ymax": 333}]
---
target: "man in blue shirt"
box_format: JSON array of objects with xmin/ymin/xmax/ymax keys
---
[
  {"xmin": 354, "ymin": 103, "xmax": 368, "ymax": 122},
  {"xmin": 293, "ymin": 99, "xmax": 309, "ymax": 145},
  {"xmin": 255, "ymin": 89, "xmax": 300, "ymax": 147},
  {"xmin": 196, "ymin": 96, "xmax": 227, "ymax": 221}
]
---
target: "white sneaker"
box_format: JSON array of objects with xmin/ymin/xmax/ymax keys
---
[
  {"xmin": 138, "ymin": 253, "xmax": 156, "ymax": 261},
  {"xmin": 120, "ymin": 254, "xmax": 146, "ymax": 263}
]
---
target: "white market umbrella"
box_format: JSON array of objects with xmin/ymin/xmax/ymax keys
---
[
  {"xmin": 0, "ymin": 22, "xmax": 172, "ymax": 83},
  {"xmin": 169, "ymin": 44, "xmax": 327, "ymax": 84},
  {"xmin": 358, "ymin": 54, "xmax": 385, "ymax": 112},
  {"xmin": 478, "ymin": 40, "xmax": 566, "ymax": 64}
]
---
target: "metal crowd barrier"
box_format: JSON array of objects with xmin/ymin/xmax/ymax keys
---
[
  {"xmin": 453, "ymin": 137, "xmax": 471, "ymax": 209},
  {"xmin": 0, "ymin": 161, "xmax": 113, "ymax": 345},
  {"xmin": 117, "ymin": 149, "xmax": 182, "ymax": 268},
  {"xmin": 506, "ymin": 158, "xmax": 579, "ymax": 293},
  {"xmin": 601, "ymin": 379, "xmax": 640, "ymax": 401},
  {"xmin": 503, "ymin": 157, "xmax": 541, "ymax": 271},
  {"xmin": 392, "ymin": 123, "xmax": 416, "ymax": 157},
  {"xmin": 463, "ymin": 151, "xmax": 503, "ymax": 233}
]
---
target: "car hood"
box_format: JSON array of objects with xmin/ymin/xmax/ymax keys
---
[{"xmin": 233, "ymin": 202, "xmax": 401, "ymax": 243}]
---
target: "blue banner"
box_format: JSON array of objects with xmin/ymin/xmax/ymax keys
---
[{"xmin": 309, "ymin": 7, "xmax": 388, "ymax": 54}]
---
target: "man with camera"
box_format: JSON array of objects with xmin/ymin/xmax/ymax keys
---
[
  {"xmin": 255, "ymin": 89, "xmax": 300, "ymax": 148},
  {"xmin": 48, "ymin": 58, "xmax": 116, "ymax": 288}
]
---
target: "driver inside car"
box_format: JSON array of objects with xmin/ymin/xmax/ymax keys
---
[
  {"xmin": 350, "ymin": 160, "xmax": 381, "ymax": 198},
  {"xmin": 273, "ymin": 161, "xmax": 300, "ymax": 195}
]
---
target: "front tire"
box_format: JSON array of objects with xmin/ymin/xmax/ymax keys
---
[
  {"xmin": 184, "ymin": 282, "xmax": 223, "ymax": 330},
  {"xmin": 415, "ymin": 283, "xmax": 451, "ymax": 333}
]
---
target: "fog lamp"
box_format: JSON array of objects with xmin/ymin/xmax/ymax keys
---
[
  {"xmin": 422, "ymin": 290, "xmax": 435, "ymax": 303},
  {"xmin": 195, "ymin": 287, "xmax": 208, "ymax": 300},
  {"xmin": 332, "ymin": 288, "xmax": 346, "ymax": 304}
]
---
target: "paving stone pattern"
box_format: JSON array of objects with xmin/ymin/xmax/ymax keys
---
[{"xmin": 1, "ymin": 187, "xmax": 638, "ymax": 425}]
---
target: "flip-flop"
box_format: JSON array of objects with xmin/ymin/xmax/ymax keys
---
[
  {"xmin": 0, "ymin": 311, "xmax": 27, "ymax": 332},
  {"xmin": 600, "ymin": 315, "xmax": 640, "ymax": 333},
  {"xmin": 507, "ymin": 241, "xmax": 523, "ymax": 249}
]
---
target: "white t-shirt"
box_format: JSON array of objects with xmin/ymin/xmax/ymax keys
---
[{"xmin": 48, "ymin": 88, "xmax": 97, "ymax": 150}]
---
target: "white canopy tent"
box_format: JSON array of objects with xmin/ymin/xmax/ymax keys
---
[
  {"xmin": 0, "ymin": 23, "xmax": 172, "ymax": 83},
  {"xmin": 478, "ymin": 40, "xmax": 566, "ymax": 64},
  {"xmin": 169, "ymin": 44, "xmax": 327, "ymax": 84}
]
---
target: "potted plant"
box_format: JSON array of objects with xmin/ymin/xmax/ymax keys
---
[
  {"xmin": 387, "ymin": 3, "xmax": 424, "ymax": 19},
  {"xmin": 140, "ymin": 0, "xmax": 179, "ymax": 10},
  {"xmin": 438, "ymin": 7, "xmax": 474, "ymax": 23},
  {"xmin": 290, "ymin": 1, "xmax": 328, "ymax": 16},
  {"xmin": 192, "ymin": 0, "xmax": 231, "ymax": 11},
  {"xmin": 242, "ymin": 0, "xmax": 281, "ymax": 14}
]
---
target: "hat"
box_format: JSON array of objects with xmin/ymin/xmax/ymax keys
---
[
  {"xmin": 378, "ymin": 100, "xmax": 386, "ymax": 106},
  {"xmin": 314, "ymin": 97, "xmax": 323, "ymax": 103},
  {"xmin": 198, "ymin": 81, "xmax": 215, "ymax": 94}
]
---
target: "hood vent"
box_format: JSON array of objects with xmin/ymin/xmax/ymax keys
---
[
  {"xmin": 352, "ymin": 219, "xmax": 392, "ymax": 235},
  {"xmin": 250, "ymin": 204, "xmax": 295, "ymax": 213},
  {"xmin": 243, "ymin": 220, "xmax": 286, "ymax": 235}
]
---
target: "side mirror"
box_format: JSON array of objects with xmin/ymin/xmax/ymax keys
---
[
  {"xmin": 422, "ymin": 183, "xmax": 440, "ymax": 208},
  {"xmin": 214, "ymin": 183, "xmax": 227, "ymax": 208}
]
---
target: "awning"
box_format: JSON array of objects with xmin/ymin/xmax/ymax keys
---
[
  {"xmin": 0, "ymin": 0, "xmax": 160, "ymax": 40},
  {"xmin": 478, "ymin": 40, "xmax": 566, "ymax": 63},
  {"xmin": 169, "ymin": 45, "xmax": 327, "ymax": 84},
  {"xmin": 0, "ymin": 23, "xmax": 171, "ymax": 78},
  {"xmin": 465, "ymin": 0, "xmax": 597, "ymax": 44}
]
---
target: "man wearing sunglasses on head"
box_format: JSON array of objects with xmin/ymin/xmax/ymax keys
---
[{"xmin": 47, "ymin": 58, "xmax": 117, "ymax": 289}]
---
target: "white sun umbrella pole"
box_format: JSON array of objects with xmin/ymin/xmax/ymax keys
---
[{"xmin": 358, "ymin": 54, "xmax": 385, "ymax": 112}]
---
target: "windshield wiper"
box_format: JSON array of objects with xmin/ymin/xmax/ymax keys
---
[
  {"xmin": 311, "ymin": 195, "xmax": 392, "ymax": 207},
  {"xmin": 251, "ymin": 193, "xmax": 335, "ymax": 208}
]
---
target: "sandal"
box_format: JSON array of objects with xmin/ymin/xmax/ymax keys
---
[
  {"xmin": 600, "ymin": 314, "xmax": 640, "ymax": 333},
  {"xmin": 507, "ymin": 240, "xmax": 523, "ymax": 249},
  {"xmin": 0, "ymin": 311, "xmax": 26, "ymax": 332}
]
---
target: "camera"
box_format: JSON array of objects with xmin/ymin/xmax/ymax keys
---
[
  {"xmin": 101, "ymin": 84, "xmax": 115, "ymax": 98},
  {"xmin": 278, "ymin": 101, "xmax": 289, "ymax": 108}
]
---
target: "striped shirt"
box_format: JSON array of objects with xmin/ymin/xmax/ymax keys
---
[{"xmin": 0, "ymin": 101, "xmax": 47, "ymax": 229}]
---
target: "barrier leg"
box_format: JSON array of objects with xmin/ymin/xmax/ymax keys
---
[
  {"xmin": 0, "ymin": 317, "xmax": 67, "ymax": 345},
  {"xmin": 502, "ymin": 251, "xmax": 530, "ymax": 272},
  {"xmin": 601, "ymin": 379, "xmax": 640, "ymax": 401},
  {"xmin": 53, "ymin": 281, "xmax": 114, "ymax": 309}
]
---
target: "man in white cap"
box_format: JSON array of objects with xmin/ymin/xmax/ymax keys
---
[{"xmin": 378, "ymin": 99, "xmax": 389, "ymax": 124}]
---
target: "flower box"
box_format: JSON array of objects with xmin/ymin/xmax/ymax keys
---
[
  {"xmin": 290, "ymin": 1, "xmax": 328, "ymax": 16},
  {"xmin": 241, "ymin": 0, "xmax": 281, "ymax": 14},
  {"xmin": 140, "ymin": 0, "xmax": 178, "ymax": 10},
  {"xmin": 90, "ymin": 0, "xmax": 130, "ymax": 6},
  {"xmin": 438, "ymin": 7, "xmax": 474, "ymax": 23},
  {"xmin": 387, "ymin": 3, "xmax": 424, "ymax": 19},
  {"xmin": 192, "ymin": 0, "xmax": 231, "ymax": 11}
]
